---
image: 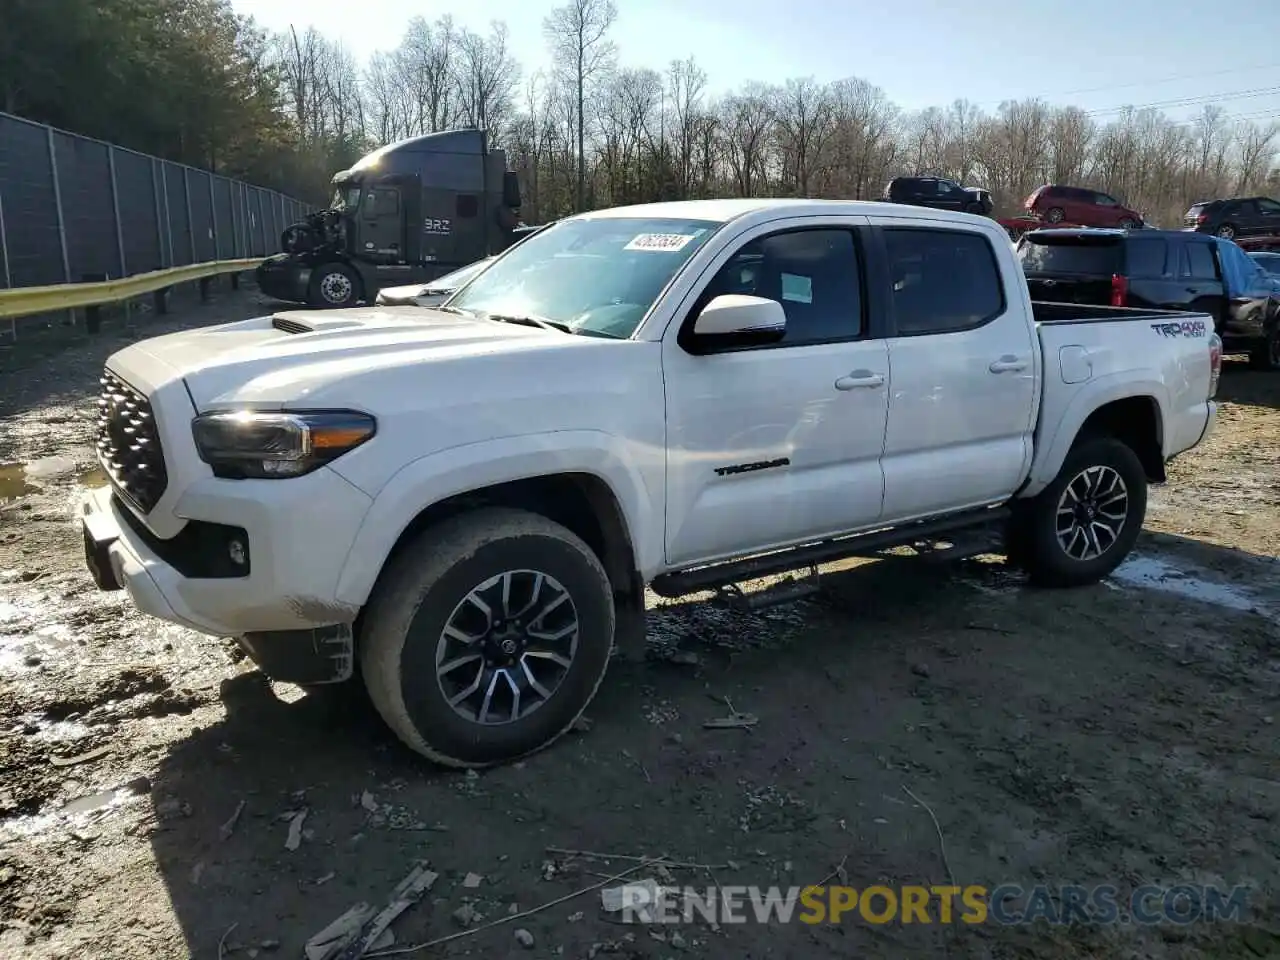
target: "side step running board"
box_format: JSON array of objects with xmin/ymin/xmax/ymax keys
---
[{"xmin": 651, "ymin": 506, "xmax": 1011, "ymax": 599}]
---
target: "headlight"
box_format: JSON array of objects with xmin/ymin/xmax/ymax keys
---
[{"xmin": 192, "ymin": 410, "xmax": 376, "ymax": 479}]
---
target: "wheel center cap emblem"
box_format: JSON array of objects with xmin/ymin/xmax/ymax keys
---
[{"xmin": 500, "ymin": 638, "xmax": 518, "ymax": 656}]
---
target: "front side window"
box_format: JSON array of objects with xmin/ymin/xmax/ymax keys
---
[
  {"xmin": 695, "ymin": 228, "xmax": 864, "ymax": 345},
  {"xmin": 445, "ymin": 216, "xmax": 719, "ymax": 339},
  {"xmin": 885, "ymin": 227, "xmax": 1005, "ymax": 335}
]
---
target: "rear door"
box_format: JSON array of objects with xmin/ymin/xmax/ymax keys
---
[
  {"xmin": 1122, "ymin": 235, "xmax": 1182, "ymax": 308},
  {"xmin": 1232, "ymin": 199, "xmax": 1263, "ymax": 236},
  {"xmin": 1178, "ymin": 237, "xmax": 1228, "ymax": 330},
  {"xmin": 1018, "ymin": 233, "xmax": 1123, "ymax": 304},
  {"xmin": 1255, "ymin": 197, "xmax": 1280, "ymax": 236},
  {"xmin": 870, "ymin": 217, "xmax": 1037, "ymax": 518}
]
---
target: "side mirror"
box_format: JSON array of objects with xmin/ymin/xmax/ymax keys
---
[
  {"xmin": 689, "ymin": 294, "xmax": 786, "ymax": 351},
  {"xmin": 502, "ymin": 172, "xmax": 522, "ymax": 209}
]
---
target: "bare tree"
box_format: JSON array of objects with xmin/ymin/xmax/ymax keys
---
[{"xmin": 542, "ymin": 0, "xmax": 618, "ymax": 210}]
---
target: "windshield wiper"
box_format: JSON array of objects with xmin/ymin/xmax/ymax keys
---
[
  {"xmin": 435, "ymin": 304, "xmax": 472, "ymax": 316},
  {"xmin": 482, "ymin": 312, "xmax": 573, "ymax": 334}
]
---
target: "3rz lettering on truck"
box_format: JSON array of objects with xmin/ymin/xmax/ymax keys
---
[{"xmin": 81, "ymin": 198, "xmax": 1221, "ymax": 768}]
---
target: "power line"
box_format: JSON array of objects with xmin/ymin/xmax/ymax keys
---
[
  {"xmin": 1085, "ymin": 84, "xmax": 1280, "ymax": 117},
  {"xmin": 1028, "ymin": 61, "xmax": 1280, "ymax": 101}
]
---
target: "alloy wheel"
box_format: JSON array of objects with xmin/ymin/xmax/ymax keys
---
[
  {"xmin": 1055, "ymin": 465, "xmax": 1130, "ymax": 562},
  {"xmin": 435, "ymin": 569, "xmax": 579, "ymax": 725}
]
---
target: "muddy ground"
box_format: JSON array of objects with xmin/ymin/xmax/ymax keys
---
[{"xmin": 0, "ymin": 286, "xmax": 1277, "ymax": 960}]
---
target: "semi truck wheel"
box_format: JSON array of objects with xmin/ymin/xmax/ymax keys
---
[
  {"xmin": 1016, "ymin": 436, "xmax": 1147, "ymax": 588},
  {"xmin": 309, "ymin": 263, "xmax": 361, "ymax": 308},
  {"xmin": 359, "ymin": 507, "xmax": 615, "ymax": 768}
]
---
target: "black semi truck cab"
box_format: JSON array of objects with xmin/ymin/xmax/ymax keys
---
[{"xmin": 257, "ymin": 128, "xmax": 525, "ymax": 308}]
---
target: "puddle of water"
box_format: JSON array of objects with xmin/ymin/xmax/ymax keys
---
[
  {"xmin": 1, "ymin": 784, "xmax": 147, "ymax": 841},
  {"xmin": 77, "ymin": 465, "xmax": 110, "ymax": 489},
  {"xmin": 0, "ymin": 463, "xmax": 37, "ymax": 502},
  {"xmin": 0, "ymin": 459, "xmax": 107, "ymax": 502},
  {"xmin": 1110, "ymin": 554, "xmax": 1272, "ymax": 620}
]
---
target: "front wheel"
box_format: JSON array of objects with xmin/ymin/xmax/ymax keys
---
[
  {"xmin": 1016, "ymin": 436, "xmax": 1147, "ymax": 588},
  {"xmin": 309, "ymin": 262, "xmax": 361, "ymax": 308},
  {"xmin": 1119, "ymin": 218, "xmax": 1138, "ymax": 230},
  {"xmin": 359, "ymin": 508, "xmax": 615, "ymax": 767}
]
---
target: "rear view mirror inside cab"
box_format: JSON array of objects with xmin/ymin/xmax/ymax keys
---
[{"xmin": 689, "ymin": 294, "xmax": 787, "ymax": 351}]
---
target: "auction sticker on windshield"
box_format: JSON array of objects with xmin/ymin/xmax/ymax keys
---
[{"xmin": 625, "ymin": 233, "xmax": 698, "ymax": 252}]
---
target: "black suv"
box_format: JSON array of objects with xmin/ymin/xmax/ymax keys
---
[
  {"xmin": 882, "ymin": 177, "xmax": 993, "ymax": 216},
  {"xmin": 1184, "ymin": 196, "xmax": 1280, "ymax": 239},
  {"xmin": 1017, "ymin": 227, "xmax": 1280, "ymax": 368}
]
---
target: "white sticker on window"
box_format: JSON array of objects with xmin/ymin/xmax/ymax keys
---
[
  {"xmin": 781, "ymin": 272, "xmax": 813, "ymax": 304},
  {"xmin": 624, "ymin": 233, "xmax": 696, "ymax": 252}
]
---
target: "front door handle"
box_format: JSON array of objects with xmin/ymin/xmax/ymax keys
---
[
  {"xmin": 834, "ymin": 370, "xmax": 885, "ymax": 391},
  {"xmin": 989, "ymin": 356, "xmax": 1028, "ymax": 373}
]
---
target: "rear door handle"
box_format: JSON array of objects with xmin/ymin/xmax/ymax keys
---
[
  {"xmin": 834, "ymin": 370, "xmax": 885, "ymax": 391},
  {"xmin": 989, "ymin": 356, "xmax": 1028, "ymax": 373}
]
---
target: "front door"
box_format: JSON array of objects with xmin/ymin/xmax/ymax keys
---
[
  {"xmin": 662, "ymin": 219, "xmax": 889, "ymax": 568},
  {"xmin": 871, "ymin": 218, "xmax": 1038, "ymax": 520},
  {"xmin": 358, "ymin": 186, "xmax": 405, "ymax": 263}
]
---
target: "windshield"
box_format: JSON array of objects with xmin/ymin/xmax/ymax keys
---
[
  {"xmin": 426, "ymin": 258, "xmax": 491, "ymax": 292},
  {"xmin": 444, "ymin": 216, "xmax": 720, "ymax": 338},
  {"xmin": 1017, "ymin": 237, "xmax": 1122, "ymax": 275},
  {"xmin": 331, "ymin": 186, "xmax": 361, "ymax": 212}
]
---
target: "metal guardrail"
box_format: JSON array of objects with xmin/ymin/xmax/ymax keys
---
[{"xmin": 0, "ymin": 257, "xmax": 262, "ymax": 320}]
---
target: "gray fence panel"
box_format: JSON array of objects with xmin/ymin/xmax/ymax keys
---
[
  {"xmin": 114, "ymin": 149, "xmax": 162, "ymax": 274},
  {"xmin": 53, "ymin": 132, "xmax": 119, "ymax": 280},
  {"xmin": 0, "ymin": 115, "xmax": 64, "ymax": 287},
  {"xmin": 188, "ymin": 169, "xmax": 216, "ymax": 264},
  {"xmin": 0, "ymin": 111, "xmax": 308, "ymax": 294},
  {"xmin": 162, "ymin": 161, "xmax": 192, "ymax": 267},
  {"xmin": 213, "ymin": 177, "xmax": 234, "ymax": 260}
]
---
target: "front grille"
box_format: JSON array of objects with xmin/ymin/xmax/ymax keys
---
[{"xmin": 96, "ymin": 369, "xmax": 168, "ymax": 514}]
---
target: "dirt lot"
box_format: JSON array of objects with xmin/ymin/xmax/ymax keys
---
[{"xmin": 1, "ymin": 287, "xmax": 1277, "ymax": 960}]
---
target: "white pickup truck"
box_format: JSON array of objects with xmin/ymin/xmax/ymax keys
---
[{"xmin": 81, "ymin": 199, "xmax": 1221, "ymax": 767}]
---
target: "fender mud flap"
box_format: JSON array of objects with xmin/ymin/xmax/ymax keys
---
[{"xmin": 237, "ymin": 624, "xmax": 354, "ymax": 685}]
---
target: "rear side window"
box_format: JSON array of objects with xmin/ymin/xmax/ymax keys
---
[
  {"xmin": 1183, "ymin": 242, "xmax": 1218, "ymax": 280},
  {"xmin": 883, "ymin": 228, "xmax": 1005, "ymax": 335},
  {"xmin": 1185, "ymin": 203, "xmax": 1208, "ymax": 218},
  {"xmin": 1018, "ymin": 237, "xmax": 1122, "ymax": 275},
  {"xmin": 1124, "ymin": 238, "xmax": 1169, "ymax": 277}
]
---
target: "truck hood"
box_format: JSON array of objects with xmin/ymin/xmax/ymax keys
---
[{"xmin": 118, "ymin": 305, "xmax": 571, "ymax": 410}]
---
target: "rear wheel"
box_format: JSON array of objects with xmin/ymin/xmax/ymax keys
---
[
  {"xmin": 1016, "ymin": 436, "xmax": 1147, "ymax": 588},
  {"xmin": 1216, "ymin": 223, "xmax": 1237, "ymax": 240},
  {"xmin": 1045, "ymin": 207, "xmax": 1066, "ymax": 223},
  {"xmin": 1119, "ymin": 218, "xmax": 1138, "ymax": 230},
  {"xmin": 1250, "ymin": 324, "xmax": 1280, "ymax": 370},
  {"xmin": 309, "ymin": 262, "xmax": 361, "ymax": 308},
  {"xmin": 359, "ymin": 508, "xmax": 615, "ymax": 767}
]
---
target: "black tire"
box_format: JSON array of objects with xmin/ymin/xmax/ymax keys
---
[
  {"xmin": 309, "ymin": 262, "xmax": 361, "ymax": 308},
  {"xmin": 1017, "ymin": 436, "xmax": 1147, "ymax": 588},
  {"xmin": 359, "ymin": 507, "xmax": 615, "ymax": 767},
  {"xmin": 965, "ymin": 202, "xmax": 985, "ymax": 215},
  {"xmin": 1119, "ymin": 218, "xmax": 1138, "ymax": 230},
  {"xmin": 1215, "ymin": 223, "xmax": 1237, "ymax": 240},
  {"xmin": 1249, "ymin": 323, "xmax": 1280, "ymax": 370},
  {"xmin": 1045, "ymin": 207, "xmax": 1066, "ymax": 223}
]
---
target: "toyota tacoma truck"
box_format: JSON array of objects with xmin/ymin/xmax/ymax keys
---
[{"xmin": 80, "ymin": 199, "xmax": 1221, "ymax": 768}]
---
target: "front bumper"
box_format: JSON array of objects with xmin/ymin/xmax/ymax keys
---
[{"xmin": 79, "ymin": 467, "xmax": 374, "ymax": 638}]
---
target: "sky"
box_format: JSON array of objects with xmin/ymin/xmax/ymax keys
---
[{"xmin": 230, "ymin": 0, "xmax": 1280, "ymax": 126}]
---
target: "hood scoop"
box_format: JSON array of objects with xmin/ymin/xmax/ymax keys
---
[{"xmin": 273, "ymin": 315, "xmax": 315, "ymax": 335}]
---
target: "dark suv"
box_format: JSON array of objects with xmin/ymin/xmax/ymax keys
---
[
  {"xmin": 1184, "ymin": 197, "xmax": 1280, "ymax": 239},
  {"xmin": 882, "ymin": 177, "xmax": 992, "ymax": 215},
  {"xmin": 1017, "ymin": 227, "xmax": 1280, "ymax": 368}
]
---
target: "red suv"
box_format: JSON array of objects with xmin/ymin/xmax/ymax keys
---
[{"xmin": 1025, "ymin": 185, "xmax": 1145, "ymax": 228}]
